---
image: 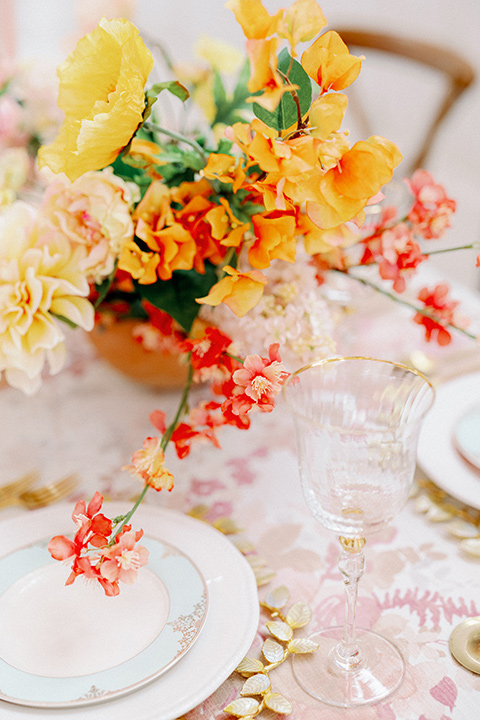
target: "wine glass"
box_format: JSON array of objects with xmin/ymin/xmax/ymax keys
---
[{"xmin": 283, "ymin": 356, "xmax": 435, "ymax": 707}]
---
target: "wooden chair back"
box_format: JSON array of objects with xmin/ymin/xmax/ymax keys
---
[{"xmin": 335, "ymin": 30, "xmax": 475, "ymax": 173}]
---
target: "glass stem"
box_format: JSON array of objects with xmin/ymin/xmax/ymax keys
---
[{"xmin": 334, "ymin": 536, "xmax": 366, "ymax": 671}]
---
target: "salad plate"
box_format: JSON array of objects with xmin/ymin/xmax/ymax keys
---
[
  {"xmin": 0, "ymin": 535, "xmax": 207, "ymax": 707},
  {"xmin": 417, "ymin": 371, "xmax": 480, "ymax": 509},
  {"xmin": 0, "ymin": 503, "xmax": 259, "ymax": 720}
]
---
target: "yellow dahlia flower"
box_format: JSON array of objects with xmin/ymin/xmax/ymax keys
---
[
  {"xmin": 38, "ymin": 18, "xmax": 154, "ymax": 181},
  {"xmin": 0, "ymin": 202, "xmax": 94, "ymax": 394}
]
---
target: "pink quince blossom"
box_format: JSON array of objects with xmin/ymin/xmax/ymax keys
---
[
  {"xmin": 123, "ymin": 437, "xmax": 174, "ymax": 491},
  {"xmin": 223, "ymin": 343, "xmax": 290, "ymax": 416},
  {"xmin": 100, "ymin": 528, "xmax": 149, "ymax": 585}
]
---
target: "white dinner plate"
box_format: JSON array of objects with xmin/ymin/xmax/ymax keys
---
[
  {"xmin": 0, "ymin": 504, "xmax": 260, "ymax": 720},
  {"xmin": 417, "ymin": 371, "xmax": 480, "ymax": 509},
  {"xmin": 0, "ymin": 536, "xmax": 208, "ymax": 708},
  {"xmin": 453, "ymin": 403, "xmax": 480, "ymax": 469}
]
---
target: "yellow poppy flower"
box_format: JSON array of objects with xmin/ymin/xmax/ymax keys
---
[
  {"xmin": 196, "ymin": 266, "xmax": 268, "ymax": 317},
  {"xmin": 38, "ymin": 18, "xmax": 153, "ymax": 181},
  {"xmin": 301, "ymin": 31, "xmax": 363, "ymax": 93}
]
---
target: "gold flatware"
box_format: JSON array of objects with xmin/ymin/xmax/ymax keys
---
[
  {"xmin": 0, "ymin": 470, "xmax": 39, "ymax": 504},
  {"xmin": 20, "ymin": 474, "xmax": 80, "ymax": 509},
  {"xmin": 0, "ymin": 473, "xmax": 80, "ymax": 510}
]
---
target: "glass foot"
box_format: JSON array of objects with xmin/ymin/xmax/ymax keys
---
[{"xmin": 292, "ymin": 626, "xmax": 404, "ymax": 708}]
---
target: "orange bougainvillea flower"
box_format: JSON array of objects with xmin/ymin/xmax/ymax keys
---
[
  {"xmin": 205, "ymin": 199, "xmax": 250, "ymax": 248},
  {"xmin": 119, "ymin": 179, "xmax": 198, "ymax": 282},
  {"xmin": 196, "ymin": 265, "xmax": 268, "ymax": 317},
  {"xmin": 226, "ymin": 0, "xmax": 281, "ymax": 39},
  {"xmin": 118, "ymin": 241, "xmax": 160, "ymax": 284},
  {"xmin": 298, "ymin": 213, "xmax": 360, "ymax": 256},
  {"xmin": 305, "ymin": 136, "xmax": 402, "ymax": 229},
  {"xmin": 245, "ymin": 38, "xmax": 298, "ymax": 111},
  {"xmin": 200, "ymin": 153, "xmax": 246, "ymax": 193},
  {"xmin": 277, "ymin": 0, "xmax": 327, "ymax": 57},
  {"xmin": 301, "ymin": 30, "xmax": 363, "ymax": 94},
  {"xmin": 248, "ymin": 213, "xmax": 297, "ymax": 268},
  {"xmin": 38, "ymin": 18, "xmax": 153, "ymax": 181},
  {"xmin": 308, "ymin": 93, "xmax": 348, "ymax": 140},
  {"xmin": 229, "ymin": 119, "xmax": 318, "ymax": 177}
]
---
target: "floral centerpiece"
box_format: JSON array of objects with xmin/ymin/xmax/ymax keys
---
[{"xmin": 1, "ymin": 0, "xmax": 477, "ymax": 595}]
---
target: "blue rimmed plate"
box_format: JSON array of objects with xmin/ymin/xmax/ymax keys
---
[{"xmin": 0, "ymin": 535, "xmax": 207, "ymax": 708}]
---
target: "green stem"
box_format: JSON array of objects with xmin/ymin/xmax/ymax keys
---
[
  {"xmin": 422, "ymin": 244, "xmax": 475, "ymax": 256},
  {"xmin": 226, "ymin": 351, "xmax": 245, "ymax": 364},
  {"xmin": 109, "ymin": 483, "xmax": 149, "ymax": 544},
  {"xmin": 337, "ymin": 270, "xmax": 477, "ymax": 341},
  {"xmin": 144, "ymin": 121, "xmax": 208, "ymax": 164},
  {"xmin": 161, "ymin": 359, "xmax": 194, "ymax": 450},
  {"xmin": 109, "ymin": 358, "xmax": 194, "ymax": 545}
]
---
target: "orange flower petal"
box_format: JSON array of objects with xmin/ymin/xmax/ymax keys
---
[
  {"xmin": 301, "ymin": 31, "xmax": 363, "ymax": 93},
  {"xmin": 226, "ymin": 0, "xmax": 281, "ymax": 39}
]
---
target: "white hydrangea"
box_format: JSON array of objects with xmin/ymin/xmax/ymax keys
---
[{"xmin": 200, "ymin": 250, "xmax": 336, "ymax": 370}]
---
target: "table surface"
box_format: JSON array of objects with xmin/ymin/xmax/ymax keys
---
[{"xmin": 1, "ymin": 270, "xmax": 480, "ymax": 720}]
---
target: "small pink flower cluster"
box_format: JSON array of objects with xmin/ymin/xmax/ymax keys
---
[
  {"xmin": 48, "ymin": 492, "xmax": 148, "ymax": 596},
  {"xmin": 414, "ymin": 283, "xmax": 464, "ymax": 346},
  {"xmin": 124, "ymin": 332, "xmax": 291, "ymax": 465},
  {"xmin": 405, "ymin": 169, "xmax": 456, "ymax": 240}
]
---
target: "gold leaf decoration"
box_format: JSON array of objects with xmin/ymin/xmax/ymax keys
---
[
  {"xmin": 266, "ymin": 620, "xmax": 293, "ymax": 642},
  {"xmin": 426, "ymin": 505, "xmax": 453, "ymax": 522},
  {"xmin": 241, "ymin": 673, "xmax": 271, "ymax": 696},
  {"xmin": 265, "ymin": 585, "xmax": 290, "ymax": 610},
  {"xmin": 415, "ymin": 494, "xmax": 434, "ymax": 513},
  {"xmin": 223, "ymin": 697, "xmax": 260, "ymax": 717},
  {"xmin": 254, "ymin": 567, "xmax": 276, "ymax": 586},
  {"xmin": 264, "ymin": 692, "xmax": 293, "ymax": 714},
  {"xmin": 262, "ymin": 638, "xmax": 285, "ymax": 663},
  {"xmin": 187, "ymin": 504, "xmax": 209, "ymax": 520},
  {"xmin": 225, "ymin": 584, "xmax": 316, "ymax": 718},
  {"xmin": 235, "ymin": 657, "xmax": 265, "ymax": 676},
  {"xmin": 286, "ymin": 602, "xmax": 312, "ymax": 629},
  {"xmin": 287, "ymin": 637, "xmax": 319, "ymax": 654},
  {"xmin": 411, "ymin": 478, "xmax": 480, "ymax": 550},
  {"xmin": 233, "ymin": 538, "xmax": 256, "ymax": 553},
  {"xmin": 446, "ymin": 518, "xmax": 479, "ymax": 538},
  {"xmin": 460, "ymin": 538, "xmax": 480, "ymax": 557},
  {"xmin": 247, "ymin": 555, "xmax": 268, "ymax": 569},
  {"xmin": 213, "ymin": 517, "xmax": 243, "ymax": 534}
]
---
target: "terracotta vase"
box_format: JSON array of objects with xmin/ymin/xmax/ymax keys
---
[{"xmin": 87, "ymin": 319, "xmax": 189, "ymax": 389}]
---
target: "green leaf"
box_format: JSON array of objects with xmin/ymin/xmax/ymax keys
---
[
  {"xmin": 253, "ymin": 48, "xmax": 312, "ymax": 131},
  {"xmin": 134, "ymin": 262, "xmax": 218, "ymax": 332},
  {"xmin": 213, "ymin": 71, "xmax": 228, "ymax": 113},
  {"xmin": 212, "ymin": 60, "xmax": 251, "ymax": 128},
  {"xmin": 148, "ymin": 81, "xmax": 190, "ymax": 103},
  {"xmin": 94, "ymin": 261, "xmax": 118, "ymax": 308},
  {"xmin": 150, "ymin": 147, "xmax": 205, "ymax": 172},
  {"xmin": 232, "ymin": 60, "xmax": 252, "ymax": 105},
  {"xmin": 50, "ymin": 313, "xmax": 79, "ymax": 329}
]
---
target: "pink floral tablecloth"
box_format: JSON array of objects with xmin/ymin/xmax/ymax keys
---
[{"xmin": 1, "ymin": 274, "xmax": 480, "ymax": 720}]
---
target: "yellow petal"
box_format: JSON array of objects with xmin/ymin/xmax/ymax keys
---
[
  {"xmin": 38, "ymin": 18, "xmax": 153, "ymax": 181},
  {"xmin": 309, "ymin": 93, "xmax": 348, "ymax": 140},
  {"xmin": 277, "ymin": 0, "xmax": 327, "ymax": 56}
]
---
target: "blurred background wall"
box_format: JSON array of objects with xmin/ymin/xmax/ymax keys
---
[{"xmin": 2, "ymin": 0, "xmax": 479, "ymax": 289}]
